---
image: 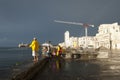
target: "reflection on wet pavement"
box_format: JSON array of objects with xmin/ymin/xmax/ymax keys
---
[{"xmin": 34, "ymin": 53, "xmax": 120, "ymax": 80}]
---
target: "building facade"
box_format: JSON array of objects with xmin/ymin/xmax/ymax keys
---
[
  {"xmin": 78, "ymin": 36, "xmax": 95, "ymax": 48},
  {"xmin": 59, "ymin": 22, "xmax": 120, "ymax": 49},
  {"xmin": 95, "ymin": 22, "xmax": 120, "ymax": 49},
  {"xmin": 64, "ymin": 31, "xmax": 70, "ymax": 47}
]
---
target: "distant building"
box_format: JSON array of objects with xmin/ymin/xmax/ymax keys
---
[
  {"xmin": 64, "ymin": 31, "xmax": 95, "ymax": 49},
  {"xmin": 95, "ymin": 22, "xmax": 120, "ymax": 49},
  {"xmin": 69, "ymin": 37, "xmax": 79, "ymax": 48},
  {"xmin": 64, "ymin": 31, "xmax": 70, "ymax": 48},
  {"xmin": 59, "ymin": 22, "xmax": 120, "ymax": 49},
  {"xmin": 78, "ymin": 36, "xmax": 95, "ymax": 48},
  {"xmin": 18, "ymin": 43, "xmax": 28, "ymax": 48}
]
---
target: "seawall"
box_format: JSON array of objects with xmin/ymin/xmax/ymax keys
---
[{"xmin": 11, "ymin": 57, "xmax": 49, "ymax": 80}]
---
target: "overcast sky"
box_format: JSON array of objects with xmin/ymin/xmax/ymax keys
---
[{"xmin": 0, "ymin": 0, "xmax": 120, "ymax": 46}]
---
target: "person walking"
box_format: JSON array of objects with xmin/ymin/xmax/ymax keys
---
[{"xmin": 29, "ymin": 37, "xmax": 40, "ymax": 62}]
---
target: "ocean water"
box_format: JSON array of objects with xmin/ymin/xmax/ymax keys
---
[{"xmin": 0, "ymin": 47, "xmax": 34, "ymax": 80}]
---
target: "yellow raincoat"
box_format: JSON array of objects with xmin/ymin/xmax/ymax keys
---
[{"xmin": 29, "ymin": 40, "xmax": 40, "ymax": 51}]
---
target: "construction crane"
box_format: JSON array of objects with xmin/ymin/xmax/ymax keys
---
[{"xmin": 54, "ymin": 20, "xmax": 94, "ymax": 48}]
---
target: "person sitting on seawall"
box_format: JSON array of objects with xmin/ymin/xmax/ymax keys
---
[
  {"xmin": 52, "ymin": 48, "xmax": 57, "ymax": 56},
  {"xmin": 29, "ymin": 37, "xmax": 40, "ymax": 63},
  {"xmin": 42, "ymin": 46, "xmax": 49, "ymax": 57}
]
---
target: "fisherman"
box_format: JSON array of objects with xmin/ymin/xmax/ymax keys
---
[{"xmin": 29, "ymin": 37, "xmax": 40, "ymax": 63}]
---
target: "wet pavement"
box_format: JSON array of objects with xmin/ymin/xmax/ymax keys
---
[{"xmin": 33, "ymin": 51, "xmax": 120, "ymax": 80}]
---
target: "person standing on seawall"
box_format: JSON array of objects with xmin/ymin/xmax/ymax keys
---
[
  {"xmin": 29, "ymin": 37, "xmax": 40, "ymax": 63},
  {"xmin": 56, "ymin": 45, "xmax": 62, "ymax": 56}
]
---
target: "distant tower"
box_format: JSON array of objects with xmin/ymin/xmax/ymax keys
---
[{"xmin": 64, "ymin": 31, "xmax": 70, "ymax": 48}]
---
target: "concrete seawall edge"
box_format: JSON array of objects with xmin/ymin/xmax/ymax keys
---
[{"xmin": 11, "ymin": 57, "xmax": 49, "ymax": 80}]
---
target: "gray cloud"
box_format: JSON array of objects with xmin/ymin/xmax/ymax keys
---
[{"xmin": 0, "ymin": 0, "xmax": 120, "ymax": 46}]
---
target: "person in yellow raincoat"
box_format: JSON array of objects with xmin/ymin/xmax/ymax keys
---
[
  {"xmin": 56, "ymin": 45, "xmax": 62, "ymax": 56},
  {"xmin": 29, "ymin": 37, "xmax": 40, "ymax": 62}
]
